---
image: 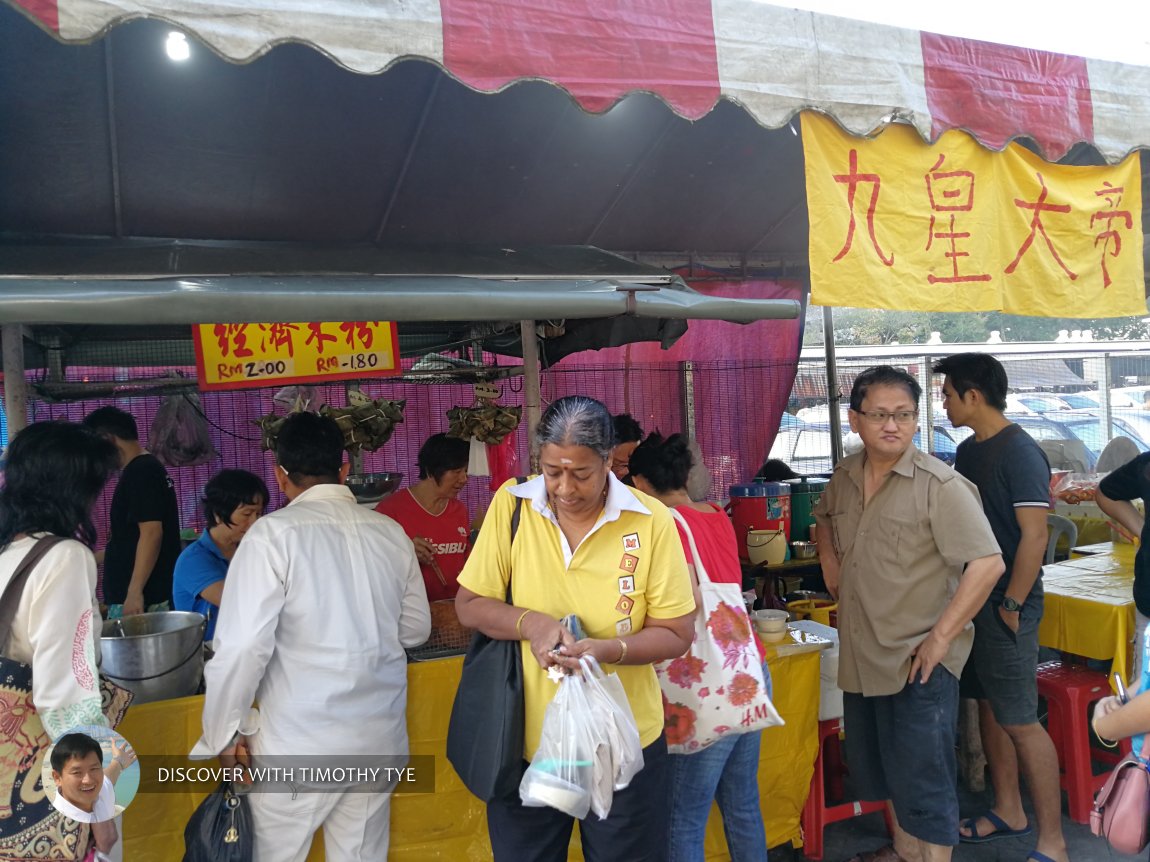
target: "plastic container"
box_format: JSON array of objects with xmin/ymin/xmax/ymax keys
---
[
  {"xmin": 788, "ymin": 619, "xmax": 842, "ymax": 720},
  {"xmin": 750, "ymin": 609, "xmax": 789, "ymax": 642},
  {"xmin": 747, "ymin": 529, "xmax": 787, "ymax": 566},
  {"xmin": 787, "ymin": 598, "xmax": 838, "ymax": 628}
]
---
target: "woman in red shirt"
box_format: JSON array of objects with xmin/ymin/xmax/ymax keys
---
[
  {"xmin": 629, "ymin": 432, "xmax": 771, "ymax": 862},
  {"xmin": 376, "ymin": 434, "xmax": 471, "ymax": 601}
]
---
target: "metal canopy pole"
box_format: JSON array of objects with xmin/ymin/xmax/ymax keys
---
[
  {"xmin": 823, "ymin": 306, "xmax": 844, "ymax": 466},
  {"xmin": 2, "ymin": 324, "xmax": 27, "ymax": 437},
  {"xmin": 520, "ymin": 320, "xmax": 542, "ymax": 471}
]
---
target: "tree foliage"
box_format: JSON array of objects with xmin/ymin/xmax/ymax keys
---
[{"xmin": 803, "ymin": 306, "xmax": 1150, "ymax": 346}]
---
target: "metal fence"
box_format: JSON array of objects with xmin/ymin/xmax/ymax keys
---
[{"xmin": 778, "ymin": 343, "xmax": 1150, "ymax": 474}]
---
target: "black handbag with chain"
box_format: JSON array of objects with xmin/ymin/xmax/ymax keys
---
[
  {"xmin": 446, "ymin": 483, "xmax": 527, "ymax": 802},
  {"xmin": 182, "ymin": 782, "xmax": 252, "ymax": 862}
]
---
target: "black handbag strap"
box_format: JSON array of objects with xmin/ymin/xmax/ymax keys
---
[
  {"xmin": 506, "ymin": 476, "xmax": 528, "ymax": 603},
  {"xmin": 0, "ymin": 535, "xmax": 69, "ymax": 646}
]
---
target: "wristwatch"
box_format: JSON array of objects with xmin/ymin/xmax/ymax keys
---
[{"xmin": 1001, "ymin": 596, "xmax": 1023, "ymax": 613}]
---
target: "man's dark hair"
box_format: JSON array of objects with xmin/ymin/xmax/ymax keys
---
[
  {"xmin": 275, "ymin": 412, "xmax": 345, "ymax": 485},
  {"xmin": 628, "ymin": 432, "xmax": 693, "ymax": 494},
  {"xmin": 50, "ymin": 732, "xmax": 103, "ymax": 774},
  {"xmin": 202, "ymin": 469, "xmax": 269, "ymax": 527},
  {"xmin": 849, "ymin": 365, "xmax": 922, "ymax": 412},
  {"xmin": 417, "ymin": 434, "xmax": 470, "ymax": 481},
  {"xmin": 612, "ymin": 414, "xmax": 644, "ymax": 445},
  {"xmin": 0, "ymin": 422, "xmax": 119, "ymax": 551},
  {"xmin": 82, "ymin": 405, "xmax": 139, "ymax": 442},
  {"xmin": 932, "ymin": 353, "xmax": 1008, "ymax": 411}
]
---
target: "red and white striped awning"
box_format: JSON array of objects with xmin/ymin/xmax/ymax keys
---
[{"xmin": 8, "ymin": 0, "xmax": 1150, "ymax": 164}]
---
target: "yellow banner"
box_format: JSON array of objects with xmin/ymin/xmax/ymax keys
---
[
  {"xmin": 802, "ymin": 112, "xmax": 1145, "ymax": 317},
  {"xmin": 193, "ymin": 321, "xmax": 400, "ymax": 391}
]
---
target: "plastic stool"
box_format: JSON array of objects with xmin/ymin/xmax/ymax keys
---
[
  {"xmin": 1036, "ymin": 660, "xmax": 1131, "ymax": 824},
  {"xmin": 800, "ymin": 717, "xmax": 891, "ymax": 860}
]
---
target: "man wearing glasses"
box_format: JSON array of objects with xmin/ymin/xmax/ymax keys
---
[{"xmin": 814, "ymin": 365, "xmax": 1004, "ymax": 862}]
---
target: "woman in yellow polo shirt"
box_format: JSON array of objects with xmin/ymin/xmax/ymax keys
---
[{"xmin": 456, "ymin": 395, "xmax": 696, "ymax": 862}]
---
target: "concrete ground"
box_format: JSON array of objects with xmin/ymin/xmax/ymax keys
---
[{"xmin": 770, "ymin": 779, "xmax": 1141, "ymax": 862}]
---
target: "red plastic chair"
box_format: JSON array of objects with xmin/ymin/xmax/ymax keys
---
[
  {"xmin": 800, "ymin": 717, "xmax": 892, "ymax": 860},
  {"xmin": 1036, "ymin": 660, "xmax": 1131, "ymax": 824}
]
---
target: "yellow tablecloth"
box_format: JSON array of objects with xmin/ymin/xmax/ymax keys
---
[
  {"xmin": 119, "ymin": 650, "xmax": 820, "ymax": 861},
  {"xmin": 1038, "ymin": 542, "xmax": 1137, "ymax": 685}
]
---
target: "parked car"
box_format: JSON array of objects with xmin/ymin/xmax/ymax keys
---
[
  {"xmin": 769, "ymin": 424, "xmax": 958, "ymax": 475},
  {"xmin": 1041, "ymin": 409, "xmax": 1150, "ymax": 456},
  {"xmin": 1009, "ymin": 393, "xmax": 1073, "ymax": 413},
  {"xmin": 1059, "ymin": 389, "xmax": 1141, "ymax": 409},
  {"xmin": 1002, "ymin": 411, "xmax": 1149, "ymax": 471}
]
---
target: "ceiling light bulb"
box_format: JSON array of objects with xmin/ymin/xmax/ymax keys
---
[{"xmin": 166, "ymin": 31, "xmax": 190, "ymax": 62}]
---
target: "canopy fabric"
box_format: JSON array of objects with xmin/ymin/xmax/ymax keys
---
[{"xmin": 8, "ymin": 0, "xmax": 1150, "ymax": 163}]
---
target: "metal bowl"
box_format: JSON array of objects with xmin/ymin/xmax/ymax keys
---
[
  {"xmin": 790, "ymin": 540, "xmax": 818, "ymax": 560},
  {"xmin": 346, "ymin": 471, "xmax": 403, "ymax": 504}
]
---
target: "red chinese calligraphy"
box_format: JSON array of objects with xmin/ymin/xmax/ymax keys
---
[
  {"xmin": 1005, "ymin": 172, "xmax": 1077, "ymax": 281},
  {"xmin": 213, "ymin": 324, "xmax": 253, "ymax": 358},
  {"xmin": 304, "ymin": 322, "xmax": 337, "ymax": 354},
  {"xmin": 338, "ymin": 321, "xmax": 378, "ymax": 351},
  {"xmin": 923, "ymin": 154, "xmax": 990, "ymax": 285},
  {"xmin": 832, "ymin": 149, "xmax": 894, "ymax": 266},
  {"xmin": 260, "ymin": 323, "xmax": 300, "ymax": 358},
  {"xmin": 1090, "ymin": 181, "xmax": 1133, "ymax": 289}
]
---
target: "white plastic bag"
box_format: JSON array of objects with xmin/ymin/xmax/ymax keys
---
[
  {"xmin": 579, "ymin": 657, "xmax": 644, "ymax": 795},
  {"xmin": 519, "ymin": 672, "xmax": 597, "ymax": 818}
]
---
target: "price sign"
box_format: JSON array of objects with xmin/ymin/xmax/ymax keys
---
[{"xmin": 193, "ymin": 321, "xmax": 400, "ymax": 391}]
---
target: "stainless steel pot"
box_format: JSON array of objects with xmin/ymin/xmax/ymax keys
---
[{"xmin": 101, "ymin": 611, "xmax": 205, "ymax": 704}]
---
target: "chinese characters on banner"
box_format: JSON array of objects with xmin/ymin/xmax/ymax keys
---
[
  {"xmin": 192, "ymin": 321, "xmax": 400, "ymax": 391},
  {"xmin": 802, "ymin": 112, "xmax": 1145, "ymax": 317}
]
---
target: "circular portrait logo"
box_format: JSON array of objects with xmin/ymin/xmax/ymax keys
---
[{"xmin": 40, "ymin": 726, "xmax": 138, "ymax": 824}]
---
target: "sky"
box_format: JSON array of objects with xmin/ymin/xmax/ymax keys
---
[{"xmin": 782, "ymin": 0, "xmax": 1150, "ymax": 65}]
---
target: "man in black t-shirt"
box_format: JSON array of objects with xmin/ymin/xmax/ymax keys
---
[
  {"xmin": 1098, "ymin": 453, "xmax": 1150, "ymax": 677},
  {"xmin": 84, "ymin": 406, "xmax": 181, "ymax": 617},
  {"xmin": 934, "ymin": 354, "xmax": 1066, "ymax": 862}
]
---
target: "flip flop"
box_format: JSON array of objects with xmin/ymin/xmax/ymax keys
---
[
  {"xmin": 958, "ymin": 810, "xmax": 1033, "ymax": 843},
  {"xmin": 1027, "ymin": 853, "xmax": 1059, "ymax": 862}
]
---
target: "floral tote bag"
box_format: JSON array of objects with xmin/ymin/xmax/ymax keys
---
[{"xmin": 656, "ymin": 510, "xmax": 783, "ymax": 754}]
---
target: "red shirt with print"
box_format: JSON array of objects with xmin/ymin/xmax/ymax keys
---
[{"xmin": 375, "ymin": 489, "xmax": 470, "ymax": 601}]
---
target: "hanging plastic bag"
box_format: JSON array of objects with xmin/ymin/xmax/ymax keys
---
[
  {"xmin": 519, "ymin": 672, "xmax": 598, "ymax": 819},
  {"xmin": 579, "ymin": 657, "xmax": 644, "ymax": 795},
  {"xmin": 487, "ymin": 434, "xmax": 521, "ymax": 491},
  {"xmin": 149, "ymin": 393, "xmax": 217, "ymax": 467}
]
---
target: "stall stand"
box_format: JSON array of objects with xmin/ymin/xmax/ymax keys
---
[{"xmin": 118, "ymin": 648, "xmax": 819, "ymax": 861}]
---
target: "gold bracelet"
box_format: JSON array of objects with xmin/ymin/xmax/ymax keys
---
[
  {"xmin": 614, "ymin": 638, "xmax": 628, "ymax": 665},
  {"xmin": 1093, "ymin": 717, "xmax": 1120, "ymax": 749},
  {"xmin": 515, "ymin": 609, "xmax": 532, "ymax": 639}
]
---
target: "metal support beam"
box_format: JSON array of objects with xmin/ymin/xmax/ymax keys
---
[
  {"xmin": 679, "ymin": 360, "xmax": 696, "ymax": 441},
  {"xmin": 918, "ymin": 356, "xmax": 934, "ymax": 455},
  {"xmin": 520, "ymin": 320, "xmax": 542, "ymax": 470},
  {"xmin": 823, "ymin": 305, "xmax": 844, "ymax": 466},
  {"xmin": 2, "ymin": 324, "xmax": 28, "ymax": 437}
]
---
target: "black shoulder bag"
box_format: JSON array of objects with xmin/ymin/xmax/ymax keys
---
[{"xmin": 446, "ymin": 480, "xmax": 527, "ymax": 802}]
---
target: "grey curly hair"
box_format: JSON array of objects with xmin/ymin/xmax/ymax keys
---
[{"xmin": 535, "ymin": 396, "xmax": 616, "ymax": 461}]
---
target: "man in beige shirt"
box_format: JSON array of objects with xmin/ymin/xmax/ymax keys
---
[{"xmin": 814, "ymin": 365, "xmax": 1004, "ymax": 862}]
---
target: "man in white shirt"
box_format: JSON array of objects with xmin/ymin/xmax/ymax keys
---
[
  {"xmin": 192, "ymin": 412, "xmax": 431, "ymax": 861},
  {"xmin": 50, "ymin": 732, "xmax": 134, "ymax": 824}
]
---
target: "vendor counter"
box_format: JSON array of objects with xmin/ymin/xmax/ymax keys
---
[{"xmin": 119, "ymin": 648, "xmax": 818, "ymax": 861}]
